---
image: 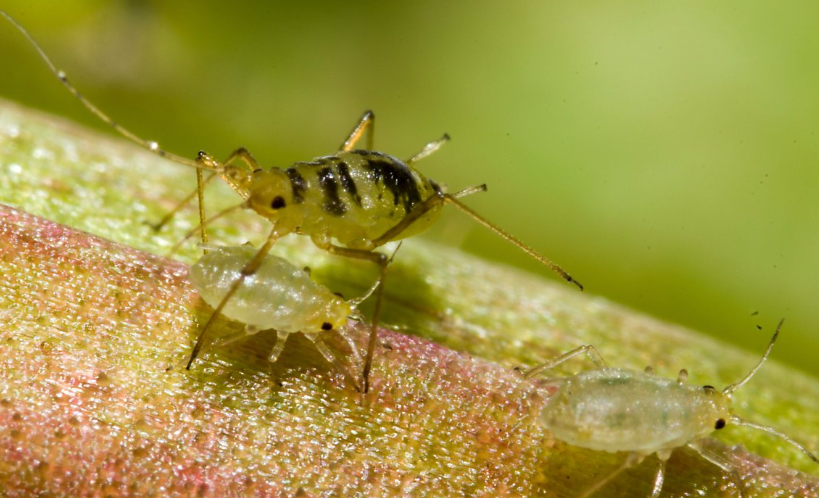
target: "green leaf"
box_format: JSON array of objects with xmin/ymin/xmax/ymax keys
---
[{"xmin": 0, "ymin": 99, "xmax": 817, "ymax": 497}]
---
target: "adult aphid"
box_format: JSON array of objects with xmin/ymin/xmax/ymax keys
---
[
  {"xmin": 523, "ymin": 319, "xmax": 818, "ymax": 498},
  {"xmin": 189, "ymin": 244, "xmax": 385, "ymax": 391},
  {"xmin": 2, "ymin": 10, "xmax": 583, "ymax": 392}
]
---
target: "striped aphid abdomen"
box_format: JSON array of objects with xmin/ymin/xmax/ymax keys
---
[{"xmin": 251, "ymin": 150, "xmax": 443, "ymax": 249}]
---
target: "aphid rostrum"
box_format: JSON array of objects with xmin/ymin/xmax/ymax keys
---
[
  {"xmin": 523, "ymin": 319, "xmax": 818, "ymax": 498},
  {"xmin": 190, "ymin": 244, "xmax": 385, "ymax": 391},
  {"xmin": 2, "ymin": 11, "xmax": 583, "ymax": 392}
]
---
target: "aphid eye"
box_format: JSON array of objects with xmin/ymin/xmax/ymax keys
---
[
  {"xmin": 703, "ymin": 385, "xmax": 716, "ymax": 394},
  {"xmin": 271, "ymin": 196, "xmax": 286, "ymax": 209},
  {"xmin": 714, "ymin": 418, "xmax": 726, "ymax": 430},
  {"xmin": 321, "ymin": 322, "xmax": 333, "ymax": 331}
]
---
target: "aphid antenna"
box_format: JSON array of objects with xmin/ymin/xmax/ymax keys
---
[
  {"xmin": 0, "ymin": 9, "xmax": 215, "ymax": 172},
  {"xmin": 722, "ymin": 318, "xmax": 783, "ymax": 396},
  {"xmin": 719, "ymin": 318, "xmax": 819, "ymax": 464},
  {"xmin": 730, "ymin": 416, "xmax": 819, "ymax": 464},
  {"xmin": 443, "ymin": 189, "xmax": 583, "ymax": 291}
]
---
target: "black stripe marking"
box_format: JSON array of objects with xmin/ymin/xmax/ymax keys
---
[
  {"xmin": 318, "ymin": 167, "xmax": 346, "ymax": 216},
  {"xmin": 336, "ymin": 161, "xmax": 361, "ymax": 206},
  {"xmin": 364, "ymin": 156, "xmax": 422, "ymax": 213},
  {"xmin": 286, "ymin": 168, "xmax": 307, "ymax": 204}
]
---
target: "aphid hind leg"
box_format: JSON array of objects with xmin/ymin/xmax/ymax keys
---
[
  {"xmin": 304, "ymin": 332, "xmax": 361, "ymax": 392},
  {"xmin": 339, "ymin": 110, "xmax": 375, "ymax": 151},
  {"xmin": 371, "ymin": 186, "xmax": 583, "ymax": 290},
  {"xmin": 522, "ymin": 345, "xmax": 607, "ymax": 379},
  {"xmin": 186, "ymin": 227, "xmax": 280, "ymax": 369}
]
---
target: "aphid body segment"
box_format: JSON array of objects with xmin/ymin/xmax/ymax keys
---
[
  {"xmin": 524, "ymin": 320, "xmax": 818, "ymax": 498},
  {"xmin": 190, "ymin": 245, "xmax": 374, "ymax": 390}
]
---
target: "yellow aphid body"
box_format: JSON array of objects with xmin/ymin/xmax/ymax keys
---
[
  {"xmin": 524, "ymin": 321, "xmax": 818, "ymax": 498},
  {"xmin": 230, "ymin": 150, "xmax": 444, "ymax": 249}
]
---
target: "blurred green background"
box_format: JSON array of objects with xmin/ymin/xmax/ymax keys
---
[{"xmin": 1, "ymin": 1, "xmax": 818, "ymax": 376}]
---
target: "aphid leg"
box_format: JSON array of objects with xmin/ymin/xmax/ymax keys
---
[
  {"xmin": 148, "ymin": 172, "xmax": 218, "ymax": 232},
  {"xmin": 578, "ymin": 453, "xmax": 643, "ymax": 498},
  {"xmin": 167, "ymin": 202, "xmax": 245, "ymax": 256},
  {"xmin": 335, "ymin": 325, "xmax": 363, "ymax": 365},
  {"xmin": 649, "ymin": 450, "xmax": 671, "ymax": 498},
  {"xmin": 196, "ymin": 167, "xmax": 209, "ymax": 248},
  {"xmin": 370, "ymin": 185, "xmax": 583, "ymax": 290},
  {"xmin": 304, "ymin": 332, "xmax": 361, "ymax": 392},
  {"xmin": 311, "ymin": 240, "xmax": 389, "ymax": 393},
  {"xmin": 442, "ymin": 194, "xmax": 583, "ymax": 290},
  {"xmin": 339, "ymin": 110, "xmax": 375, "ymax": 152},
  {"xmin": 687, "ymin": 440, "xmax": 745, "ymax": 497},
  {"xmin": 186, "ymin": 227, "xmax": 281, "ymax": 369},
  {"xmin": 406, "ymin": 134, "xmax": 450, "ymax": 164},
  {"xmin": 155, "ymin": 148, "xmax": 258, "ymax": 247},
  {"xmin": 521, "ymin": 345, "xmax": 607, "ymax": 379},
  {"xmin": 268, "ymin": 330, "xmax": 290, "ymax": 363}
]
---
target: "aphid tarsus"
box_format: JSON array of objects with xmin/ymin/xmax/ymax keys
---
[
  {"xmin": 2, "ymin": 10, "xmax": 583, "ymax": 393},
  {"xmin": 523, "ymin": 319, "xmax": 818, "ymax": 498},
  {"xmin": 189, "ymin": 244, "xmax": 383, "ymax": 391}
]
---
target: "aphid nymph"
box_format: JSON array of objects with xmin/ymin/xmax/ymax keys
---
[
  {"xmin": 2, "ymin": 10, "xmax": 583, "ymax": 392},
  {"xmin": 523, "ymin": 319, "xmax": 818, "ymax": 498},
  {"xmin": 189, "ymin": 244, "xmax": 383, "ymax": 391}
]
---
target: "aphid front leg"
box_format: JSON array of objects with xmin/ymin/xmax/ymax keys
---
[
  {"xmin": 268, "ymin": 330, "xmax": 291, "ymax": 363},
  {"xmin": 186, "ymin": 227, "xmax": 281, "ymax": 369},
  {"xmin": 521, "ymin": 344, "xmax": 607, "ymax": 379},
  {"xmin": 303, "ymin": 332, "xmax": 361, "ymax": 392},
  {"xmin": 687, "ymin": 440, "xmax": 746, "ymax": 497}
]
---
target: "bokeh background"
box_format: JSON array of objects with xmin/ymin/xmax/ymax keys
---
[{"xmin": 1, "ymin": 1, "xmax": 818, "ymax": 376}]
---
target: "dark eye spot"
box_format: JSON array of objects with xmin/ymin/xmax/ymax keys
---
[
  {"xmin": 271, "ymin": 196, "xmax": 286, "ymax": 209},
  {"xmin": 703, "ymin": 385, "xmax": 716, "ymax": 394},
  {"xmin": 715, "ymin": 418, "xmax": 726, "ymax": 430},
  {"xmin": 321, "ymin": 322, "xmax": 333, "ymax": 331}
]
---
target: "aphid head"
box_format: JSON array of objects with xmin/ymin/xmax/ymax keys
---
[
  {"xmin": 698, "ymin": 384, "xmax": 733, "ymax": 437},
  {"xmin": 247, "ymin": 169, "xmax": 303, "ymax": 235},
  {"xmin": 311, "ymin": 296, "xmax": 352, "ymax": 335},
  {"xmin": 707, "ymin": 320, "xmax": 818, "ymax": 465}
]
